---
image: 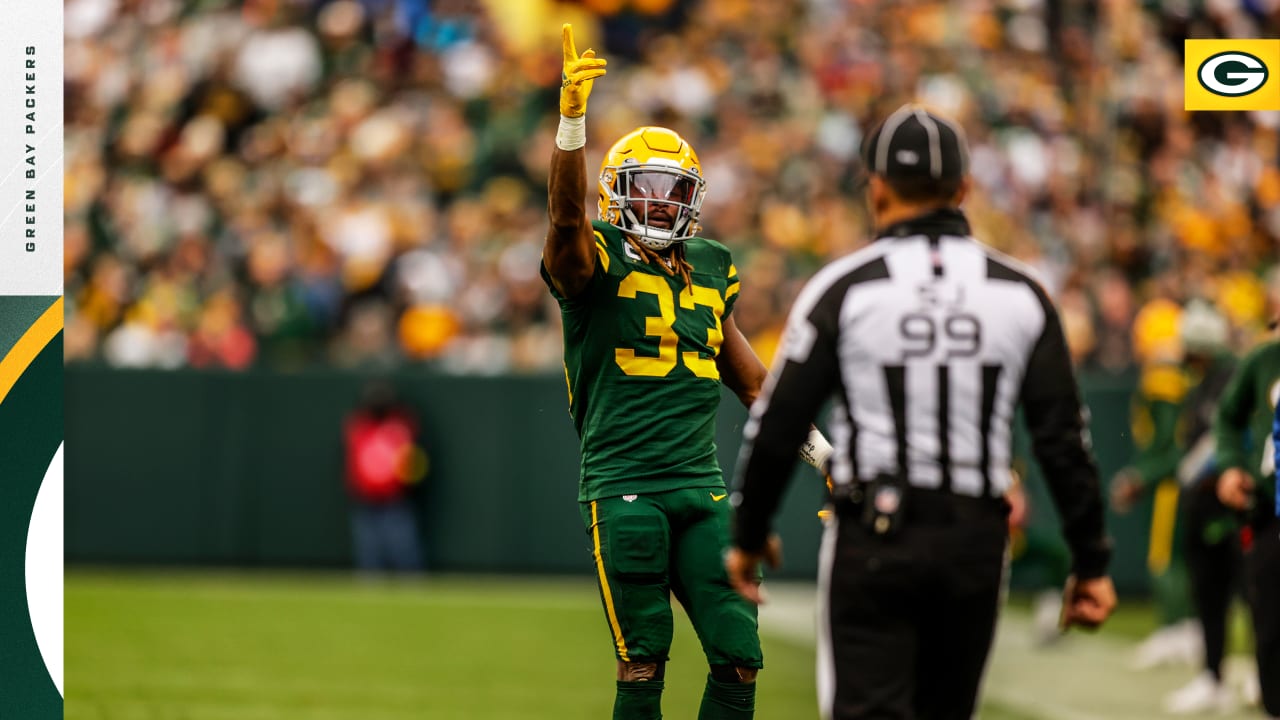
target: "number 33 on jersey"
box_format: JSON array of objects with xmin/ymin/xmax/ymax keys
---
[
  {"xmin": 545, "ymin": 219, "xmax": 740, "ymax": 384},
  {"xmin": 541, "ymin": 219, "xmax": 741, "ymax": 500}
]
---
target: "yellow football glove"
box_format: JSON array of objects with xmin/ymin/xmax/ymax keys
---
[{"xmin": 560, "ymin": 23, "xmax": 607, "ymax": 118}]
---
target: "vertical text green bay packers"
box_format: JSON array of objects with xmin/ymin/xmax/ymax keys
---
[{"xmin": 24, "ymin": 45, "xmax": 37, "ymax": 252}]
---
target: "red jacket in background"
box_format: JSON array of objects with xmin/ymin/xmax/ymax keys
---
[{"xmin": 344, "ymin": 410, "xmax": 419, "ymax": 503}]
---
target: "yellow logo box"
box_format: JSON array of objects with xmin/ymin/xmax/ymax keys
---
[{"xmin": 1185, "ymin": 39, "xmax": 1280, "ymax": 111}]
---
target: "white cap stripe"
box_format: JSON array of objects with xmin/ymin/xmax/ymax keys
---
[
  {"xmin": 914, "ymin": 108, "xmax": 943, "ymax": 178},
  {"xmin": 874, "ymin": 105, "xmax": 916, "ymax": 175},
  {"xmin": 933, "ymin": 114, "xmax": 969, "ymax": 174}
]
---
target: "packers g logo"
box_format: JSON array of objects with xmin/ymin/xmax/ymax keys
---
[
  {"xmin": 1185, "ymin": 40, "xmax": 1280, "ymax": 110},
  {"xmin": 1198, "ymin": 52, "xmax": 1268, "ymax": 96}
]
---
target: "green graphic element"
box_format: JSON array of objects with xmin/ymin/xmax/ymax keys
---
[
  {"xmin": 0, "ymin": 297, "xmax": 57, "ymax": 362},
  {"xmin": 0, "ymin": 324, "xmax": 62, "ymax": 717}
]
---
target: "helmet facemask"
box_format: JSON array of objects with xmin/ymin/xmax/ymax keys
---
[{"xmin": 601, "ymin": 160, "xmax": 706, "ymax": 250}]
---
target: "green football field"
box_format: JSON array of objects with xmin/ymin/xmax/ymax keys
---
[
  {"xmin": 67, "ymin": 571, "xmax": 823, "ymax": 720},
  {"xmin": 64, "ymin": 571, "xmax": 1254, "ymax": 719}
]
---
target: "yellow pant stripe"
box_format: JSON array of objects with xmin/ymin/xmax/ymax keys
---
[
  {"xmin": 591, "ymin": 501, "xmax": 629, "ymax": 661},
  {"xmin": 1147, "ymin": 481, "xmax": 1179, "ymax": 575}
]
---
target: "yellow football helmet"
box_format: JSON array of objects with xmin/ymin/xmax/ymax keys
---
[
  {"xmin": 598, "ymin": 127, "xmax": 706, "ymax": 250},
  {"xmin": 1132, "ymin": 298, "xmax": 1183, "ymax": 365}
]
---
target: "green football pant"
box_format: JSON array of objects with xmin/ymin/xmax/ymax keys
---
[{"xmin": 581, "ymin": 487, "xmax": 763, "ymax": 668}]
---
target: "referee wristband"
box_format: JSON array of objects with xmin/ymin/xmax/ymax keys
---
[
  {"xmin": 800, "ymin": 428, "xmax": 833, "ymax": 471},
  {"xmin": 556, "ymin": 114, "xmax": 586, "ymax": 151}
]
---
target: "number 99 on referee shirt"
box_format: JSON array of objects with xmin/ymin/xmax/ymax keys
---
[{"xmin": 899, "ymin": 284, "xmax": 983, "ymax": 361}]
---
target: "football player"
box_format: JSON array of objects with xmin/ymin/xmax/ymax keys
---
[
  {"xmin": 1215, "ymin": 325, "xmax": 1280, "ymax": 718},
  {"xmin": 540, "ymin": 24, "xmax": 831, "ymax": 720}
]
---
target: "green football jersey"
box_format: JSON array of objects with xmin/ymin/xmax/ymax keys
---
[
  {"xmin": 541, "ymin": 221, "xmax": 741, "ymax": 502},
  {"xmin": 1215, "ymin": 338, "xmax": 1280, "ymax": 506}
]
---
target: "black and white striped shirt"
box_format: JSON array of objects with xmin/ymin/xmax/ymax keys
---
[{"xmin": 732, "ymin": 208, "xmax": 1109, "ymax": 578}]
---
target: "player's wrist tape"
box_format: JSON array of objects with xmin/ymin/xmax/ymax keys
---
[
  {"xmin": 799, "ymin": 428, "xmax": 833, "ymax": 471},
  {"xmin": 556, "ymin": 114, "xmax": 586, "ymax": 151}
]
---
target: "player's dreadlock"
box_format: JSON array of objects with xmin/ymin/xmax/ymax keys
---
[{"xmin": 625, "ymin": 236, "xmax": 694, "ymax": 288}]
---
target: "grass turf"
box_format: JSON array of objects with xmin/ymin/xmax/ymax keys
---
[
  {"xmin": 67, "ymin": 571, "xmax": 1189, "ymax": 719},
  {"xmin": 67, "ymin": 571, "xmax": 820, "ymax": 719}
]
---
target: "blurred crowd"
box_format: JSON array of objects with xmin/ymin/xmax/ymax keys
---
[{"xmin": 64, "ymin": 0, "xmax": 1280, "ymax": 374}]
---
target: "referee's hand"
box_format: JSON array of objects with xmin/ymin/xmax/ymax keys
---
[
  {"xmin": 725, "ymin": 534, "xmax": 783, "ymax": 605},
  {"xmin": 1058, "ymin": 574, "xmax": 1116, "ymax": 632}
]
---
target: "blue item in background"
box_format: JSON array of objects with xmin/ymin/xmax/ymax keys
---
[{"xmin": 1273, "ymin": 402, "xmax": 1280, "ymax": 515}]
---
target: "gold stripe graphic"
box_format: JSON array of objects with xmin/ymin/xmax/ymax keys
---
[
  {"xmin": 591, "ymin": 500, "xmax": 629, "ymax": 661},
  {"xmin": 594, "ymin": 231, "xmax": 610, "ymax": 272},
  {"xmin": 1147, "ymin": 480, "xmax": 1179, "ymax": 575},
  {"xmin": 0, "ymin": 297, "xmax": 62, "ymax": 407}
]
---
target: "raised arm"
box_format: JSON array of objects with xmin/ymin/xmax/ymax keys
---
[{"xmin": 543, "ymin": 24, "xmax": 607, "ymax": 299}]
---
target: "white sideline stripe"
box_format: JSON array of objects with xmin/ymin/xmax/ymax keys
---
[{"xmin": 815, "ymin": 518, "xmax": 837, "ymax": 720}]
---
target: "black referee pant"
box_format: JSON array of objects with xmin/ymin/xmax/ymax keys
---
[
  {"xmin": 1244, "ymin": 501, "xmax": 1280, "ymax": 716},
  {"xmin": 820, "ymin": 487, "xmax": 1009, "ymax": 720}
]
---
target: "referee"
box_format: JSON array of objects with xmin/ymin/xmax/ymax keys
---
[{"xmin": 724, "ymin": 104, "xmax": 1117, "ymax": 720}]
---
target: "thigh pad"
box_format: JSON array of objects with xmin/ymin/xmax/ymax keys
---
[{"xmin": 607, "ymin": 512, "xmax": 669, "ymax": 580}]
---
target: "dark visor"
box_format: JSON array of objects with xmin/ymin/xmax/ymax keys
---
[{"xmin": 626, "ymin": 171, "xmax": 697, "ymax": 204}]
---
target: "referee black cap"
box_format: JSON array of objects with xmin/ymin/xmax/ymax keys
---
[{"xmin": 861, "ymin": 104, "xmax": 969, "ymax": 182}]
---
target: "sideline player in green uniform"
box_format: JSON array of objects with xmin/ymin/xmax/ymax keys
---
[
  {"xmin": 1110, "ymin": 301, "xmax": 1193, "ymax": 644},
  {"xmin": 1214, "ymin": 331, "xmax": 1280, "ymax": 717},
  {"xmin": 541, "ymin": 24, "xmax": 832, "ymax": 720},
  {"xmin": 1112, "ymin": 301, "xmax": 1243, "ymax": 710},
  {"xmin": 1110, "ymin": 302, "xmax": 1238, "ymax": 676}
]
